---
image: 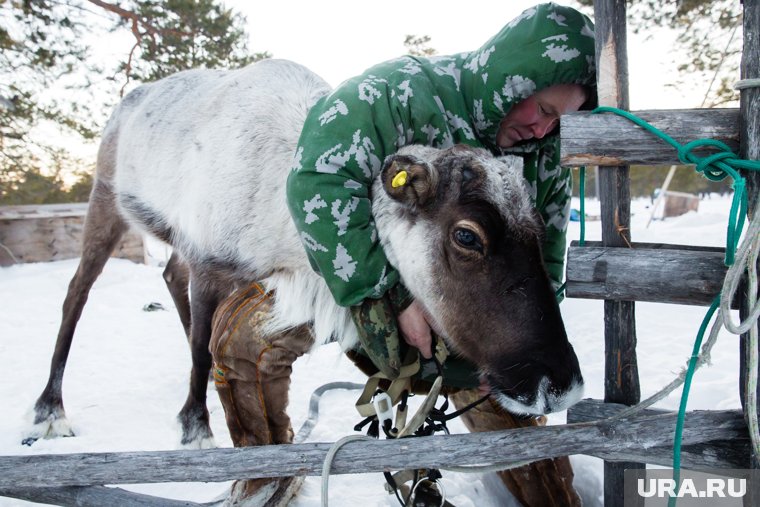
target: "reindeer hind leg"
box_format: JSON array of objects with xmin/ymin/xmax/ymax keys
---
[
  {"xmin": 24, "ymin": 180, "xmax": 129, "ymax": 445},
  {"xmin": 177, "ymin": 269, "xmax": 227, "ymax": 448}
]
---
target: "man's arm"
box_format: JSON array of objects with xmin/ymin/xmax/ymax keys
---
[{"xmin": 286, "ymin": 75, "xmax": 403, "ymax": 307}]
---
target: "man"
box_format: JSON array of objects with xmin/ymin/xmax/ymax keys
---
[{"xmin": 213, "ymin": 3, "xmax": 595, "ymax": 505}]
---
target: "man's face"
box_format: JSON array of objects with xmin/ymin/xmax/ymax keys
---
[{"xmin": 495, "ymin": 83, "xmax": 588, "ymax": 149}]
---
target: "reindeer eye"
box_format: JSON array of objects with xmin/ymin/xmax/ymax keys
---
[
  {"xmin": 462, "ymin": 167, "xmax": 476, "ymax": 183},
  {"xmin": 453, "ymin": 228, "xmax": 483, "ymax": 253}
]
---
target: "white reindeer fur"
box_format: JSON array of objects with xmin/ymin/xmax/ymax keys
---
[
  {"xmin": 101, "ymin": 59, "xmax": 536, "ymax": 356},
  {"xmin": 102, "ymin": 60, "xmax": 361, "ymax": 347}
]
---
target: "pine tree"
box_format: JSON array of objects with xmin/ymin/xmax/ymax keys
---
[
  {"xmin": 1, "ymin": 0, "xmax": 267, "ymax": 204},
  {"xmin": 403, "ymin": 35, "xmax": 436, "ymax": 57}
]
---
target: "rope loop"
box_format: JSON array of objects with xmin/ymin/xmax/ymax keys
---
[{"xmin": 679, "ymin": 140, "xmax": 737, "ymax": 181}]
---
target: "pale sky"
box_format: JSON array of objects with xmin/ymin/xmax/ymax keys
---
[
  {"xmin": 228, "ymin": 0, "xmax": 705, "ymax": 110},
  {"xmin": 62, "ymin": 0, "xmax": 718, "ymax": 164}
]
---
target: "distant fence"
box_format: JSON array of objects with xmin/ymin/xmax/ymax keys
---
[{"xmin": 0, "ymin": 202, "xmax": 144, "ymax": 266}]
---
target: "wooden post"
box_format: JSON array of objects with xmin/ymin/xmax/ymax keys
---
[
  {"xmin": 593, "ymin": 1, "xmax": 643, "ymax": 505},
  {"xmin": 739, "ymin": 0, "xmax": 760, "ymax": 475},
  {"xmin": 741, "ymin": 0, "xmax": 760, "ymax": 218}
]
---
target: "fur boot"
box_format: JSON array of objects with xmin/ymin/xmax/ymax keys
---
[{"xmin": 210, "ymin": 283, "xmax": 313, "ymax": 506}]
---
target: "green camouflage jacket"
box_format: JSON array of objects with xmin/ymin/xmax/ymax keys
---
[{"xmin": 287, "ymin": 3, "xmax": 595, "ymax": 309}]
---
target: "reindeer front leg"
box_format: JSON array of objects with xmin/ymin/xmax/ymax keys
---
[{"xmin": 210, "ymin": 283, "xmax": 313, "ymax": 506}]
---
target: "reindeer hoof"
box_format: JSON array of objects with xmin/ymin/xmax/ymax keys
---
[
  {"xmin": 223, "ymin": 476, "xmax": 304, "ymax": 507},
  {"xmin": 181, "ymin": 434, "xmax": 216, "ymax": 450},
  {"xmin": 177, "ymin": 406, "xmax": 215, "ymax": 449},
  {"xmin": 21, "ymin": 437, "xmax": 38, "ymax": 447},
  {"xmin": 23, "ymin": 413, "xmax": 75, "ymax": 445}
]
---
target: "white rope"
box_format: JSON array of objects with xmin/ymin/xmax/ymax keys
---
[
  {"xmin": 289, "ymin": 381, "xmax": 368, "ymax": 507},
  {"xmin": 321, "ymin": 435, "xmax": 373, "ymax": 507},
  {"xmin": 719, "ymin": 198, "xmax": 760, "ymax": 457},
  {"xmin": 720, "ymin": 212, "xmax": 760, "ymax": 334},
  {"xmin": 294, "ymin": 382, "xmax": 364, "ymax": 444}
]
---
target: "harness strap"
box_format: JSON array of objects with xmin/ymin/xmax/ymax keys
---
[
  {"xmin": 351, "ymin": 339, "xmax": 495, "ymax": 507},
  {"xmin": 355, "ymin": 339, "xmax": 450, "ymax": 435},
  {"xmin": 355, "ymin": 347, "xmax": 420, "ymax": 417},
  {"xmin": 396, "ymin": 376, "xmax": 443, "ymax": 438},
  {"xmin": 427, "ymin": 393, "xmax": 490, "ymax": 423}
]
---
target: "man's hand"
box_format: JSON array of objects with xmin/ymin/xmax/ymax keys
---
[{"xmin": 397, "ymin": 300, "xmax": 433, "ymax": 359}]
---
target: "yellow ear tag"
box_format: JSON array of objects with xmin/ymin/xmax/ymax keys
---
[{"xmin": 391, "ymin": 170, "xmax": 408, "ymax": 188}]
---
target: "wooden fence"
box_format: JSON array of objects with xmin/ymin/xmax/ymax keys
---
[
  {"xmin": 561, "ymin": 0, "xmax": 759, "ymax": 505},
  {"xmin": 0, "ymin": 203, "xmax": 144, "ymax": 266},
  {"xmin": 0, "ymin": 1, "xmax": 757, "ymax": 506},
  {"xmin": 0, "ymin": 400, "xmax": 750, "ymax": 506}
]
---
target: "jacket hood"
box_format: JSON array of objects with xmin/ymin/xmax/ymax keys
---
[{"xmin": 460, "ymin": 3, "xmax": 596, "ymax": 149}]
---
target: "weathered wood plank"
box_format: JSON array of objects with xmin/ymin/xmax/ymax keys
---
[
  {"xmin": 566, "ymin": 241, "xmax": 734, "ymax": 307},
  {"xmin": 0, "ymin": 408, "xmax": 747, "ymax": 489},
  {"xmin": 560, "ymin": 108, "xmax": 740, "ymax": 167},
  {"xmin": 0, "ymin": 202, "xmax": 144, "ymax": 265},
  {"xmin": 0, "ymin": 203, "xmax": 90, "ymax": 219},
  {"xmin": 0, "ymin": 486, "xmax": 205, "ymax": 507},
  {"xmin": 740, "ymin": 0, "xmax": 760, "ymax": 216},
  {"xmin": 567, "ymin": 399, "xmax": 750, "ymax": 469}
]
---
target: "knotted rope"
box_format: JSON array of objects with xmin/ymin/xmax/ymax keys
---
[{"xmin": 592, "ymin": 106, "xmax": 758, "ymax": 265}]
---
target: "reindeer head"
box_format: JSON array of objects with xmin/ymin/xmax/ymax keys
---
[{"xmin": 372, "ymin": 144, "xmax": 583, "ymax": 415}]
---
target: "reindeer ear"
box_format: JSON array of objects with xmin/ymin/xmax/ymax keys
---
[{"xmin": 381, "ymin": 155, "xmax": 437, "ymax": 207}]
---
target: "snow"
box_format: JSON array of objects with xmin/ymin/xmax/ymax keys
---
[{"xmin": 0, "ymin": 195, "xmax": 744, "ymax": 506}]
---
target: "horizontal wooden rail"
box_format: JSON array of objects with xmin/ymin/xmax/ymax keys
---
[
  {"xmin": 0, "ymin": 405, "xmax": 748, "ymax": 490},
  {"xmin": 560, "ymin": 108, "xmax": 739, "ymax": 167},
  {"xmin": 567, "ymin": 399, "xmax": 749, "ymax": 469},
  {"xmin": 0, "ymin": 486, "xmax": 207, "ymax": 507},
  {"xmin": 565, "ymin": 241, "xmax": 740, "ymax": 307}
]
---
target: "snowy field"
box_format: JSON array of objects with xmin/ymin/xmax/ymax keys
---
[{"xmin": 0, "ymin": 194, "xmax": 744, "ymax": 506}]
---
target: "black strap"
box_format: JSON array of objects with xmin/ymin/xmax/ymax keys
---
[
  {"xmin": 353, "ymin": 415, "xmax": 375, "ymax": 432},
  {"xmin": 428, "ymin": 393, "xmax": 490, "ymax": 423}
]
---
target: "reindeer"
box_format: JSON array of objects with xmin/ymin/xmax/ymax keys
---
[{"xmin": 25, "ymin": 59, "xmax": 583, "ymax": 449}]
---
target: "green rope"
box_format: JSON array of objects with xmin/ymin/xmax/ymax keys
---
[
  {"xmin": 579, "ymin": 166, "xmax": 586, "ymax": 247},
  {"xmin": 592, "ymin": 106, "xmax": 759, "ymax": 266},
  {"xmin": 554, "ymin": 166, "xmax": 587, "ymax": 300},
  {"xmin": 668, "ymin": 295, "xmax": 721, "ymax": 507},
  {"xmin": 555, "ymin": 282, "xmax": 566, "ymax": 299}
]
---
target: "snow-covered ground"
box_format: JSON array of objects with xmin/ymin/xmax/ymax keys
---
[{"xmin": 0, "ymin": 194, "xmax": 744, "ymax": 506}]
